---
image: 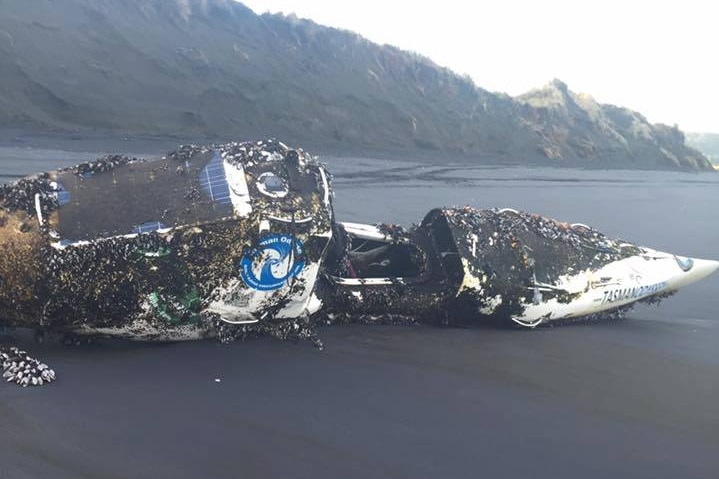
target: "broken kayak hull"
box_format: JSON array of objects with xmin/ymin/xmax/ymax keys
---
[
  {"xmin": 2, "ymin": 142, "xmax": 718, "ymax": 340},
  {"xmin": 324, "ymin": 207, "xmax": 719, "ymax": 328}
]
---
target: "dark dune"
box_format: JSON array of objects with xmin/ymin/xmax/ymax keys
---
[{"xmin": 1, "ymin": 148, "xmax": 718, "ymax": 478}]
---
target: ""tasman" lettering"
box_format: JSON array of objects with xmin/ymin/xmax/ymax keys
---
[{"xmin": 600, "ymin": 281, "xmax": 668, "ymax": 304}]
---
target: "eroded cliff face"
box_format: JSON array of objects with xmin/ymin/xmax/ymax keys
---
[
  {"xmin": 517, "ymin": 80, "xmax": 711, "ymax": 170},
  {"xmin": 0, "ymin": 0, "xmax": 712, "ymax": 170}
]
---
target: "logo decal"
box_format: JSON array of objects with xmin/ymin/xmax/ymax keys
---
[
  {"xmin": 240, "ymin": 234, "xmax": 305, "ymax": 291},
  {"xmin": 600, "ymin": 281, "xmax": 667, "ymax": 304}
]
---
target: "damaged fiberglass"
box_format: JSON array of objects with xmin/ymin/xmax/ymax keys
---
[{"xmin": 0, "ymin": 139, "xmax": 718, "ymax": 386}]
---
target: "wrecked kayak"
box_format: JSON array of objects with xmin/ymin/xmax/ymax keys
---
[
  {"xmin": 0, "ymin": 140, "xmax": 333, "ymax": 340},
  {"xmin": 322, "ymin": 208, "xmax": 719, "ymax": 327},
  {"xmin": 0, "ymin": 139, "xmax": 717, "ymax": 343}
]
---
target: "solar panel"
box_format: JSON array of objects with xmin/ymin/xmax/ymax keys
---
[
  {"xmin": 199, "ymin": 152, "xmax": 232, "ymax": 205},
  {"xmin": 135, "ymin": 221, "xmax": 168, "ymax": 234},
  {"xmin": 56, "ymin": 183, "xmax": 71, "ymax": 205}
]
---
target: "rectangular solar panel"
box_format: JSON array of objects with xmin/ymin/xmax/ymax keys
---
[
  {"xmin": 135, "ymin": 221, "xmax": 168, "ymax": 234},
  {"xmin": 54, "ymin": 150, "xmax": 233, "ymax": 242},
  {"xmin": 199, "ymin": 153, "xmax": 232, "ymax": 205},
  {"xmin": 57, "ymin": 190, "xmax": 71, "ymax": 205}
]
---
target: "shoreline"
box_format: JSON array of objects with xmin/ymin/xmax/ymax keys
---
[{"xmin": 1, "ymin": 128, "xmax": 715, "ymax": 173}]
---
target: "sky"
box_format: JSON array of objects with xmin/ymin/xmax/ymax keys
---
[{"xmin": 240, "ymin": 0, "xmax": 717, "ymax": 133}]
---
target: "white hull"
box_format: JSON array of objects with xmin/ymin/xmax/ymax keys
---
[{"xmin": 512, "ymin": 249, "xmax": 719, "ymax": 327}]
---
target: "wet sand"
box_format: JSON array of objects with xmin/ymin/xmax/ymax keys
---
[{"xmin": 1, "ymin": 147, "xmax": 718, "ymax": 478}]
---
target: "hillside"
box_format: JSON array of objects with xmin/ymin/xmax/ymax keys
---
[{"xmin": 0, "ymin": 0, "xmax": 712, "ymax": 170}]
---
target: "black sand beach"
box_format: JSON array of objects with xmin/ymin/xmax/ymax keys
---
[{"xmin": 1, "ymin": 147, "xmax": 718, "ymax": 478}]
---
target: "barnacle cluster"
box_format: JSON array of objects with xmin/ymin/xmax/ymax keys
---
[{"xmin": 1, "ymin": 346, "xmax": 56, "ymax": 387}]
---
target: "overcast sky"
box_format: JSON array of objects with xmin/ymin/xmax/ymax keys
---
[{"xmin": 240, "ymin": 0, "xmax": 717, "ymax": 133}]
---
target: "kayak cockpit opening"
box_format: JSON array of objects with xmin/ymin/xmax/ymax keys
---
[
  {"xmin": 324, "ymin": 222, "xmax": 428, "ymax": 280},
  {"xmin": 347, "ymin": 238, "xmax": 423, "ymax": 278}
]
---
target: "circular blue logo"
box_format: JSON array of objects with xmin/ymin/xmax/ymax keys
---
[{"xmin": 240, "ymin": 234, "xmax": 306, "ymax": 291}]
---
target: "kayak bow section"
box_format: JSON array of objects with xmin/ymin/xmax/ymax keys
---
[
  {"xmin": 435, "ymin": 207, "xmax": 719, "ymax": 326},
  {"xmin": 512, "ymin": 250, "xmax": 719, "ymax": 326}
]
